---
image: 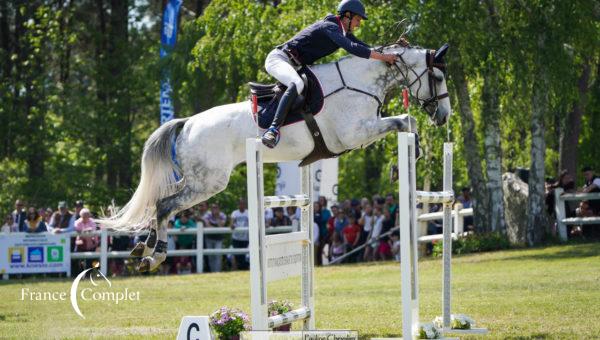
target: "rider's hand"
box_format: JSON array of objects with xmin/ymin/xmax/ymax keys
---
[{"xmin": 383, "ymin": 53, "xmax": 398, "ymax": 65}]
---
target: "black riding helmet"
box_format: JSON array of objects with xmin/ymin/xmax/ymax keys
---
[{"xmin": 337, "ymin": 0, "xmax": 368, "ymax": 19}]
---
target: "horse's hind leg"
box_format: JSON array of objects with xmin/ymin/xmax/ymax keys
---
[
  {"xmin": 130, "ymin": 223, "xmax": 157, "ymax": 258},
  {"xmin": 137, "ymin": 174, "xmax": 230, "ymax": 272}
]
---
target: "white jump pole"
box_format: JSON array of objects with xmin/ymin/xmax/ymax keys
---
[
  {"xmin": 442, "ymin": 142, "xmax": 453, "ymax": 330},
  {"xmin": 398, "ymin": 132, "xmax": 419, "ymax": 339},
  {"xmin": 246, "ymin": 138, "xmax": 315, "ymax": 331}
]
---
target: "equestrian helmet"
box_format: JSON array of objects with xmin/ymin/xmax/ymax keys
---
[{"xmin": 337, "ymin": 0, "xmax": 368, "ymax": 20}]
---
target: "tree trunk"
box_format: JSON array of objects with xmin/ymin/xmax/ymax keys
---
[
  {"xmin": 558, "ymin": 60, "xmax": 591, "ymax": 177},
  {"xmin": 482, "ymin": 67, "xmax": 505, "ymax": 233},
  {"xmin": 482, "ymin": 0, "xmax": 505, "ymax": 233},
  {"xmin": 527, "ymin": 36, "xmax": 550, "ymax": 246},
  {"xmin": 449, "ymin": 60, "xmax": 489, "ymax": 233}
]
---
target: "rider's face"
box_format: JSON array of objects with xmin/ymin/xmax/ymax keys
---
[{"xmin": 349, "ymin": 15, "xmax": 362, "ymax": 31}]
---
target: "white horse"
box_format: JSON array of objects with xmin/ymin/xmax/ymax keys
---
[{"xmin": 97, "ymin": 43, "xmax": 451, "ymax": 272}]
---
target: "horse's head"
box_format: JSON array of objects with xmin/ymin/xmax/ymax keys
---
[{"xmin": 384, "ymin": 43, "xmax": 451, "ymax": 126}]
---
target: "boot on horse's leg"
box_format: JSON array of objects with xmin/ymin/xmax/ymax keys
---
[
  {"xmin": 130, "ymin": 227, "xmax": 156, "ymax": 257},
  {"xmin": 137, "ymin": 225, "xmax": 168, "ymax": 272},
  {"xmin": 262, "ymin": 83, "xmax": 299, "ymax": 148}
]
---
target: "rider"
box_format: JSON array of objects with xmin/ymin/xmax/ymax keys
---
[{"xmin": 261, "ymin": 0, "xmax": 399, "ymax": 148}]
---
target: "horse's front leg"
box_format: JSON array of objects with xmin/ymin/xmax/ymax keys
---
[{"xmin": 341, "ymin": 114, "xmax": 417, "ymax": 149}]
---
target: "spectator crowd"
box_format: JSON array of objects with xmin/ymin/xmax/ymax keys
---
[
  {"xmin": 2, "ymin": 166, "xmax": 598, "ymax": 277},
  {"xmin": 545, "ymin": 166, "xmax": 600, "ymax": 238}
]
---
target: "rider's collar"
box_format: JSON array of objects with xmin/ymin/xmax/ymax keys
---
[{"xmin": 335, "ymin": 15, "xmax": 347, "ymax": 36}]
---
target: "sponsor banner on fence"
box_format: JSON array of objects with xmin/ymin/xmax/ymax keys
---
[{"xmin": 0, "ymin": 233, "xmax": 70, "ymax": 274}]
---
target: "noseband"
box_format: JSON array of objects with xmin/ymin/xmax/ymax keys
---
[{"xmin": 392, "ymin": 48, "xmax": 449, "ymax": 117}]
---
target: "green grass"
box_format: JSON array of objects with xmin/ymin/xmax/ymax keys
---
[{"xmin": 1, "ymin": 243, "xmax": 600, "ymax": 339}]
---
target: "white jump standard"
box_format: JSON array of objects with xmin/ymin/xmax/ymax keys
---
[
  {"xmin": 397, "ymin": 132, "xmax": 487, "ymax": 339},
  {"xmin": 246, "ymin": 138, "xmax": 315, "ymax": 330}
]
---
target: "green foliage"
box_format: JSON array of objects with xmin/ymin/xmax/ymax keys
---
[
  {"xmin": 432, "ymin": 232, "xmax": 511, "ymax": 257},
  {"xmin": 0, "ymin": 0, "xmax": 598, "ymax": 230}
]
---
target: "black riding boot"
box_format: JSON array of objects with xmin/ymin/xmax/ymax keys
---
[{"xmin": 262, "ymin": 83, "xmax": 298, "ymax": 148}]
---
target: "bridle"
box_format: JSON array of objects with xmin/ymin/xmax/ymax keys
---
[
  {"xmin": 390, "ymin": 46, "xmax": 449, "ymax": 118},
  {"xmin": 324, "ymin": 44, "xmax": 449, "ymax": 119}
]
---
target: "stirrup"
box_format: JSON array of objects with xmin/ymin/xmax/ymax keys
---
[{"xmin": 261, "ymin": 128, "xmax": 280, "ymax": 148}]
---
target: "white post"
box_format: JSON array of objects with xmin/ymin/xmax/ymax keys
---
[
  {"xmin": 398, "ymin": 132, "xmax": 419, "ymax": 340},
  {"xmin": 247, "ymin": 138, "xmax": 269, "ymax": 330},
  {"xmin": 197, "ymin": 222, "xmax": 204, "ymax": 273},
  {"xmin": 2, "ymin": 273, "xmax": 8, "ymax": 280},
  {"xmin": 300, "ymin": 164, "xmax": 316, "ymax": 330},
  {"xmin": 442, "ymin": 142, "xmax": 453, "ymax": 330},
  {"xmin": 100, "ymin": 228, "xmax": 108, "ymax": 276},
  {"xmin": 554, "ymin": 188, "xmax": 567, "ymax": 241},
  {"xmin": 453, "ymin": 204, "xmax": 464, "ymax": 235}
]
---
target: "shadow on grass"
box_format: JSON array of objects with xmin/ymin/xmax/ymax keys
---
[
  {"xmin": 504, "ymin": 333, "xmax": 552, "ymax": 339},
  {"xmin": 502, "ymin": 242, "xmax": 600, "ymax": 262}
]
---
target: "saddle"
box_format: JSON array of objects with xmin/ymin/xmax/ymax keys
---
[{"xmin": 249, "ymin": 66, "xmax": 339, "ymax": 166}]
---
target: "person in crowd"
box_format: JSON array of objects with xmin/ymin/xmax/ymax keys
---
[
  {"xmin": 203, "ymin": 203, "xmax": 226, "ymax": 272},
  {"xmin": 385, "ymin": 194, "xmax": 398, "ymax": 224},
  {"xmin": 2, "ymin": 214, "xmax": 13, "ymax": 233},
  {"xmin": 175, "ymin": 255, "xmax": 193, "ymax": 274},
  {"xmin": 377, "ymin": 207, "xmax": 394, "ymax": 261},
  {"xmin": 193, "ymin": 201, "xmax": 209, "ymax": 225},
  {"xmin": 48, "ymin": 201, "xmax": 75, "ymax": 233},
  {"xmin": 74, "ymin": 209, "xmax": 98, "ymax": 251},
  {"xmin": 365, "ymin": 206, "xmax": 384, "ymax": 261},
  {"xmin": 360, "ymin": 197, "xmax": 370, "ymax": 210},
  {"xmin": 286, "ymin": 206, "xmax": 301, "ymax": 229},
  {"xmin": 330, "ymin": 231, "xmax": 345, "ymax": 263},
  {"xmin": 174, "ymin": 210, "xmax": 197, "ymax": 250},
  {"xmin": 545, "ymin": 170, "xmax": 577, "ymax": 219},
  {"xmin": 582, "ymin": 166, "xmax": 600, "ymax": 214},
  {"xmin": 456, "ymin": 187, "xmax": 474, "ymax": 230},
  {"xmin": 359, "ymin": 203, "xmax": 375, "ymax": 261},
  {"xmin": 390, "ymin": 230, "xmax": 401, "ymax": 262},
  {"xmin": 270, "ymin": 207, "xmax": 292, "ymax": 227},
  {"xmin": 173, "ymin": 210, "xmax": 197, "ymax": 273},
  {"xmin": 264, "ymin": 207, "xmax": 274, "ymax": 227},
  {"xmin": 43, "ymin": 207, "xmax": 53, "ymax": 225},
  {"xmin": 327, "ymin": 204, "xmax": 339, "ymax": 241},
  {"xmin": 74, "ymin": 208, "xmax": 99, "ymax": 272},
  {"xmin": 12, "ymin": 199, "xmax": 27, "ymax": 232},
  {"xmin": 318, "ymin": 196, "xmax": 332, "ymax": 234},
  {"xmin": 313, "ymin": 202, "xmax": 325, "ymax": 266},
  {"xmin": 334, "ymin": 209, "xmax": 349, "ymax": 235},
  {"xmin": 230, "ymin": 199, "xmax": 249, "ymax": 270},
  {"xmin": 109, "ymin": 227, "xmax": 132, "ymax": 277},
  {"xmin": 342, "ymin": 215, "xmax": 361, "ymax": 262},
  {"xmin": 25, "ymin": 207, "xmax": 47, "ymax": 233},
  {"xmin": 350, "ymin": 199, "xmax": 362, "ymax": 219},
  {"xmin": 73, "ymin": 200, "xmax": 84, "ymax": 220}
]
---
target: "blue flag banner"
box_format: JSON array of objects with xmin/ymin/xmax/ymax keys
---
[{"xmin": 160, "ymin": 0, "xmax": 183, "ymax": 125}]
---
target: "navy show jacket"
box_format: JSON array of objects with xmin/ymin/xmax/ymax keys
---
[{"xmin": 280, "ymin": 14, "xmax": 371, "ymax": 65}]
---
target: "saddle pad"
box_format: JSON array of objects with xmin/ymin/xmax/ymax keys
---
[{"xmin": 252, "ymin": 66, "xmax": 324, "ymax": 129}]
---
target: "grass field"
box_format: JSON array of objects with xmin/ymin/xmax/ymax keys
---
[{"xmin": 1, "ymin": 243, "xmax": 600, "ymax": 339}]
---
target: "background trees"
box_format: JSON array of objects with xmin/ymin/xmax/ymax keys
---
[{"xmin": 0, "ymin": 0, "xmax": 597, "ymax": 244}]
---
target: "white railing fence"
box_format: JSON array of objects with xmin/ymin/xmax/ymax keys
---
[
  {"xmin": 553, "ymin": 188, "xmax": 600, "ymax": 241},
  {"xmin": 1, "ymin": 225, "xmax": 293, "ymax": 279}
]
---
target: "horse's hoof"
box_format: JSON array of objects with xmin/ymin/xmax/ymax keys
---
[
  {"xmin": 137, "ymin": 257, "xmax": 152, "ymax": 272},
  {"xmin": 130, "ymin": 242, "xmax": 146, "ymax": 257}
]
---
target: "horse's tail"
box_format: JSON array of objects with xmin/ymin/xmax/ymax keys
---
[{"xmin": 96, "ymin": 117, "xmax": 190, "ymax": 232}]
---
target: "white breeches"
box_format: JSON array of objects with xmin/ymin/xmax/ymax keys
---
[{"xmin": 264, "ymin": 48, "xmax": 304, "ymax": 95}]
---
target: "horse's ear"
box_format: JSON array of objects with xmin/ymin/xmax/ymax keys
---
[{"xmin": 434, "ymin": 43, "xmax": 449, "ymax": 62}]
